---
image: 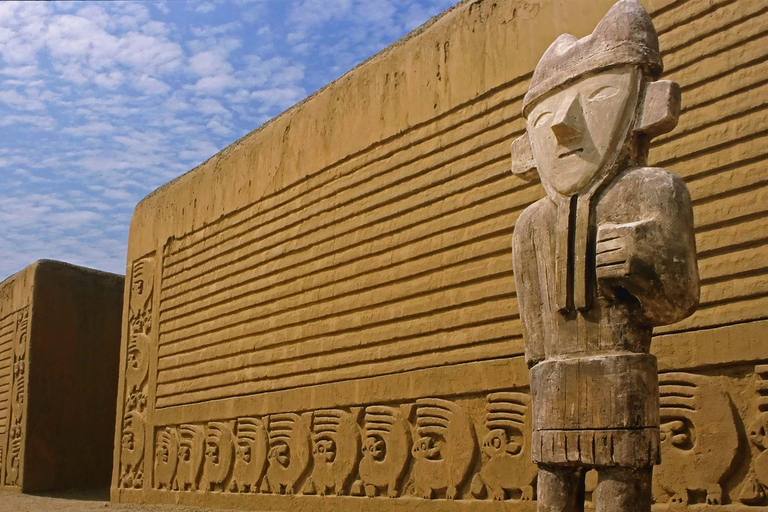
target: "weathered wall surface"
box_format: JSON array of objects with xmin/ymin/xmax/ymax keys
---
[
  {"xmin": 0, "ymin": 260, "xmax": 124, "ymax": 492},
  {"xmin": 112, "ymin": 0, "xmax": 768, "ymax": 509}
]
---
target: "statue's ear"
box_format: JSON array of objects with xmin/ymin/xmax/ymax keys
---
[
  {"xmin": 636, "ymin": 80, "xmax": 681, "ymax": 137},
  {"xmin": 510, "ymin": 133, "xmax": 538, "ymax": 182}
]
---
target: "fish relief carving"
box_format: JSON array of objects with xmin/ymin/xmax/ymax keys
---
[
  {"xmin": 653, "ymin": 373, "xmax": 738, "ymax": 505},
  {"xmin": 471, "ymin": 392, "xmax": 538, "ymax": 501},
  {"xmin": 410, "ymin": 398, "xmax": 477, "ymax": 499}
]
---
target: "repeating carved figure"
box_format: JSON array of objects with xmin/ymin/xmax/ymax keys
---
[
  {"xmin": 410, "ymin": 398, "xmax": 477, "ymax": 500},
  {"xmin": 154, "ymin": 427, "xmax": 179, "ymax": 490},
  {"xmin": 653, "ymin": 373, "xmax": 738, "ymax": 505},
  {"xmin": 120, "ymin": 411, "xmax": 146, "ymax": 489},
  {"xmin": 5, "ymin": 308, "xmax": 27, "ymax": 487},
  {"xmin": 303, "ymin": 409, "xmax": 361, "ymax": 496},
  {"xmin": 510, "ymin": 1, "xmax": 699, "ymax": 510},
  {"xmin": 352, "ymin": 405, "xmax": 413, "ymax": 498},
  {"xmin": 174, "ymin": 424, "xmax": 205, "ymax": 491},
  {"xmin": 118, "ymin": 256, "xmax": 155, "ymax": 489},
  {"xmin": 471, "ymin": 392, "xmax": 537, "ymax": 501},
  {"xmin": 262, "ymin": 413, "xmax": 312, "ymax": 495},
  {"xmin": 203, "ymin": 422, "xmax": 235, "ymax": 491},
  {"xmin": 230, "ymin": 417, "xmax": 269, "ymax": 493},
  {"xmin": 740, "ymin": 365, "xmax": 768, "ymax": 505}
]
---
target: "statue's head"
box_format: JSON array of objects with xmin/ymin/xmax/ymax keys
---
[{"xmin": 512, "ymin": 0, "xmax": 680, "ymax": 197}]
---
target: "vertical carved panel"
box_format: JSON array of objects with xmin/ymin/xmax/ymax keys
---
[
  {"xmin": 4, "ymin": 308, "xmax": 27, "ymax": 487},
  {"xmin": 118, "ymin": 255, "xmax": 155, "ymax": 489}
]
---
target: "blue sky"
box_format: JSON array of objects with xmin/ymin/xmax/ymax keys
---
[{"xmin": 0, "ymin": 0, "xmax": 457, "ymax": 278}]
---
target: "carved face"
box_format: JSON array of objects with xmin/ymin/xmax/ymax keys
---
[
  {"xmin": 205, "ymin": 443, "xmax": 220, "ymax": 464},
  {"xmin": 313, "ymin": 439, "xmax": 336, "ymax": 463},
  {"xmin": 268, "ymin": 444, "xmax": 290, "ymax": 467},
  {"xmin": 526, "ymin": 66, "xmax": 640, "ymax": 196},
  {"xmin": 748, "ymin": 414, "xmax": 768, "ymax": 450},
  {"xmin": 237, "ymin": 444, "xmax": 252, "ymax": 463},
  {"xmin": 362, "ymin": 436, "xmax": 385, "ymax": 461},
  {"xmin": 156, "ymin": 444, "xmax": 169, "ymax": 463},
  {"xmin": 121, "ymin": 431, "xmax": 135, "ymax": 451},
  {"xmin": 178, "ymin": 445, "xmax": 191, "ymax": 462},
  {"xmin": 411, "ymin": 437, "xmax": 441, "ymax": 460},
  {"xmin": 659, "ymin": 419, "xmax": 694, "ymax": 450}
]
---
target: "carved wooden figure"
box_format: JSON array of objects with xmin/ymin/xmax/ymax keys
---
[{"xmin": 510, "ymin": 1, "xmax": 700, "ymax": 510}]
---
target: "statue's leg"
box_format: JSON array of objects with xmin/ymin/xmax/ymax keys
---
[
  {"xmin": 537, "ymin": 465, "xmax": 584, "ymax": 512},
  {"xmin": 594, "ymin": 466, "xmax": 652, "ymax": 512}
]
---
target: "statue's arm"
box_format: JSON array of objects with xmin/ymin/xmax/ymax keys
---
[
  {"xmin": 596, "ymin": 168, "xmax": 699, "ymax": 326},
  {"xmin": 512, "ymin": 206, "xmax": 546, "ymax": 368}
]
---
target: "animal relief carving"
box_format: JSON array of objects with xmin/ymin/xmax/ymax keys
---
[
  {"xmin": 653, "ymin": 373, "xmax": 738, "ymax": 505},
  {"xmin": 230, "ymin": 417, "xmax": 269, "ymax": 493},
  {"xmin": 174, "ymin": 424, "xmax": 205, "ymax": 491},
  {"xmin": 352, "ymin": 405, "xmax": 413, "ymax": 498},
  {"xmin": 262, "ymin": 413, "xmax": 312, "ymax": 495},
  {"xmin": 4, "ymin": 308, "xmax": 27, "ymax": 487},
  {"xmin": 203, "ymin": 421, "xmax": 235, "ymax": 491},
  {"xmin": 154, "ymin": 427, "xmax": 178, "ymax": 490},
  {"xmin": 303, "ymin": 409, "xmax": 361, "ymax": 496},
  {"xmin": 740, "ymin": 365, "xmax": 768, "ymax": 505},
  {"xmin": 410, "ymin": 398, "xmax": 477, "ymax": 499},
  {"xmin": 471, "ymin": 392, "xmax": 537, "ymax": 501}
]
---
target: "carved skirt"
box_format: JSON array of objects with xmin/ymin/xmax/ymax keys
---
[{"xmin": 529, "ymin": 353, "xmax": 660, "ymax": 468}]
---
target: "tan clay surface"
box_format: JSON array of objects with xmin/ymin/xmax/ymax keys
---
[
  {"xmin": 112, "ymin": 0, "xmax": 768, "ymax": 509},
  {"xmin": 0, "ymin": 260, "xmax": 124, "ymax": 493}
]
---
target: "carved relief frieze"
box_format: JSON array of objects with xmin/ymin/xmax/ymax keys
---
[
  {"xmin": 4, "ymin": 308, "xmax": 28, "ymax": 487},
  {"xmin": 653, "ymin": 373, "xmax": 739, "ymax": 506},
  {"xmin": 739, "ymin": 365, "xmax": 768, "ymax": 506},
  {"xmin": 471, "ymin": 392, "xmax": 537, "ymax": 501},
  {"xmin": 118, "ymin": 255, "xmax": 155, "ymax": 489}
]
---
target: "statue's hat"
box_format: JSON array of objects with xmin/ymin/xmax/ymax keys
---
[{"xmin": 523, "ymin": 0, "xmax": 662, "ymax": 116}]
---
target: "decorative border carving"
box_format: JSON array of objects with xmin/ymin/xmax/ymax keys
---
[
  {"xmin": 3, "ymin": 307, "xmax": 28, "ymax": 488},
  {"xmin": 117, "ymin": 255, "xmax": 156, "ymax": 489}
]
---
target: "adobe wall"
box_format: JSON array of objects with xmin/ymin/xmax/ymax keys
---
[
  {"xmin": 112, "ymin": 0, "xmax": 768, "ymax": 509},
  {"xmin": 0, "ymin": 260, "xmax": 124, "ymax": 492}
]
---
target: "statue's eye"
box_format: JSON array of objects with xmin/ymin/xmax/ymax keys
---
[
  {"xmin": 588, "ymin": 86, "xmax": 619, "ymax": 102},
  {"xmin": 532, "ymin": 111, "xmax": 552, "ymax": 128}
]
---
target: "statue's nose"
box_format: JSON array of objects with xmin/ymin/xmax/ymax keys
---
[{"xmin": 551, "ymin": 94, "xmax": 583, "ymax": 144}]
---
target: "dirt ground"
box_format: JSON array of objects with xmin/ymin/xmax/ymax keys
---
[{"xmin": 0, "ymin": 489, "xmax": 244, "ymax": 512}]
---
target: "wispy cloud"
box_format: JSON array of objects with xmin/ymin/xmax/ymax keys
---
[{"xmin": 0, "ymin": 0, "xmax": 457, "ymax": 278}]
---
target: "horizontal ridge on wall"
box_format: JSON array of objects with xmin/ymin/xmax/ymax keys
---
[{"xmin": 151, "ymin": 0, "xmax": 768, "ymax": 408}]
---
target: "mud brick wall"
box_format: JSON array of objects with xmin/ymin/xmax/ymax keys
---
[
  {"xmin": 112, "ymin": 0, "xmax": 768, "ymax": 509},
  {"xmin": 0, "ymin": 260, "xmax": 124, "ymax": 492}
]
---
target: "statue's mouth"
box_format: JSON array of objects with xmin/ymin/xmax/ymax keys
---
[{"xmin": 558, "ymin": 147, "xmax": 583, "ymax": 159}]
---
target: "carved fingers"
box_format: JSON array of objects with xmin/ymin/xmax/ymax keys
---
[{"xmin": 595, "ymin": 221, "xmax": 651, "ymax": 300}]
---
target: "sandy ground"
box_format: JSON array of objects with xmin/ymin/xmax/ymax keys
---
[{"xmin": 0, "ymin": 489, "xmax": 244, "ymax": 512}]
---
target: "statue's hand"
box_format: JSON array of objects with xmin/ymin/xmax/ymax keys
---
[{"xmin": 595, "ymin": 221, "xmax": 651, "ymax": 300}]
